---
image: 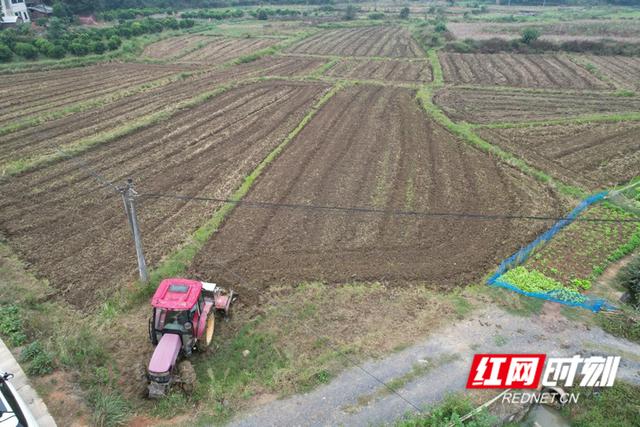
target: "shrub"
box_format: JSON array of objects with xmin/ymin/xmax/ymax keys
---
[
  {"xmin": 13, "ymin": 42, "xmax": 38, "ymax": 60},
  {"xmin": 90, "ymin": 41, "xmax": 106, "ymax": 54},
  {"xmin": 0, "ymin": 305, "xmax": 26, "ymax": 345},
  {"xmin": 521, "ymin": 27, "xmax": 541, "ymax": 45},
  {"xmin": 616, "ymin": 255, "xmax": 640, "ymax": 307},
  {"xmin": 69, "ymin": 41, "xmax": 89, "ymax": 56},
  {"xmin": 256, "ymin": 9, "xmax": 268, "ymax": 20},
  {"xmin": 434, "ymin": 21, "xmax": 447, "ymax": 33},
  {"xmin": 47, "ymin": 45, "xmax": 66, "ymax": 59},
  {"xmin": 343, "ymin": 5, "xmax": 357, "ymax": 20},
  {"xmin": 0, "ymin": 44, "xmax": 13, "ymax": 62},
  {"xmin": 399, "ymin": 7, "xmax": 410, "ymax": 19},
  {"xmin": 368, "ymin": 12, "xmax": 385, "ymax": 20},
  {"xmin": 34, "ymin": 38, "xmax": 54, "ymax": 55},
  {"xmin": 107, "ymin": 36, "xmax": 121, "ymax": 51}
]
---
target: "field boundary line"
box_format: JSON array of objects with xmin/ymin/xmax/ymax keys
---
[
  {"xmin": 277, "ymin": 52, "xmax": 430, "ymax": 62},
  {"xmin": 448, "ymin": 83, "xmax": 622, "ymax": 96},
  {"xmin": 308, "ymin": 57, "xmax": 340, "ymax": 78},
  {"xmin": 416, "ymin": 86, "xmax": 584, "ymax": 198},
  {"xmin": 137, "ymin": 82, "xmax": 345, "ymax": 294},
  {"xmin": 473, "ymin": 112, "xmax": 640, "ymax": 130},
  {"xmin": 1, "ymin": 78, "xmax": 268, "ymax": 177},
  {"xmin": 427, "ymin": 49, "xmax": 443, "ymax": 88}
]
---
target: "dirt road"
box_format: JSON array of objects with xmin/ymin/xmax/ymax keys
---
[{"xmin": 228, "ymin": 304, "xmax": 640, "ymax": 426}]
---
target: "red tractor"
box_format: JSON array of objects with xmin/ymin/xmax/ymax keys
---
[{"xmin": 145, "ymin": 278, "xmax": 236, "ymax": 398}]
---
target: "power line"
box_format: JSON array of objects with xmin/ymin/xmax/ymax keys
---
[
  {"xmin": 53, "ymin": 146, "xmax": 120, "ymax": 194},
  {"xmin": 141, "ymin": 192, "xmax": 640, "ymax": 224}
]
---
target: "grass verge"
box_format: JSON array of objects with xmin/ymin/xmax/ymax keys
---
[{"xmin": 474, "ymin": 111, "xmax": 640, "ymax": 130}]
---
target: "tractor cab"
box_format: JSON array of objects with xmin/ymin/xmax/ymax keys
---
[{"xmin": 146, "ymin": 278, "xmax": 235, "ymax": 398}]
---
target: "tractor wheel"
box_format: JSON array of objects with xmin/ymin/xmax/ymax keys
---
[
  {"xmin": 204, "ymin": 315, "xmax": 215, "ymax": 347},
  {"xmin": 178, "ymin": 361, "xmax": 196, "ymax": 395},
  {"xmin": 148, "ymin": 317, "xmax": 158, "ymax": 345},
  {"xmin": 132, "ymin": 362, "xmax": 149, "ymax": 398}
]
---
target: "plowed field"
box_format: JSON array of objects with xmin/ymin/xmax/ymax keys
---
[
  {"xmin": 178, "ymin": 37, "xmax": 279, "ymax": 64},
  {"xmin": 286, "ymin": 26, "xmax": 424, "ymax": 58},
  {"xmin": 324, "ymin": 58, "xmax": 431, "ymax": 83},
  {"xmin": 0, "ymin": 63, "xmax": 191, "ymax": 127},
  {"xmin": 142, "ymin": 35, "xmax": 212, "ymax": 59},
  {"xmin": 439, "ymin": 53, "xmax": 609, "ymax": 89},
  {"xmin": 0, "ymin": 57, "xmax": 326, "ymax": 167},
  {"xmin": 583, "ymin": 55, "xmax": 640, "ymax": 90},
  {"xmin": 0, "ymin": 81, "xmax": 330, "ymax": 309},
  {"xmin": 434, "ymin": 87, "xmax": 640, "ymax": 124},
  {"xmin": 190, "ymin": 86, "xmax": 563, "ymax": 294},
  {"xmin": 478, "ymin": 122, "xmax": 640, "ymax": 190}
]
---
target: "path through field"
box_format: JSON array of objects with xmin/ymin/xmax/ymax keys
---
[{"xmin": 229, "ymin": 304, "xmax": 640, "ymax": 427}]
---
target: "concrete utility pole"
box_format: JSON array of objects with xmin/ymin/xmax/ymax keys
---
[{"xmin": 120, "ymin": 178, "xmax": 149, "ymax": 283}]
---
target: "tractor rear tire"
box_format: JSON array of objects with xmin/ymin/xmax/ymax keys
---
[
  {"xmin": 132, "ymin": 362, "xmax": 149, "ymax": 398},
  {"xmin": 178, "ymin": 361, "xmax": 196, "ymax": 395}
]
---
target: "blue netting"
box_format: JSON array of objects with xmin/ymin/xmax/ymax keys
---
[{"xmin": 487, "ymin": 191, "xmax": 617, "ymax": 312}]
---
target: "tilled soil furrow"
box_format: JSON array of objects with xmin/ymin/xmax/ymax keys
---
[
  {"xmin": 0, "ymin": 81, "xmax": 329, "ymax": 309},
  {"xmin": 189, "ymin": 86, "xmax": 562, "ymax": 293}
]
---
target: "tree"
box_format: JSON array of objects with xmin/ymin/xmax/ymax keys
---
[
  {"xmin": 521, "ymin": 28, "xmax": 540, "ymax": 44},
  {"xmin": 434, "ymin": 21, "xmax": 447, "ymax": 33},
  {"xmin": 53, "ymin": 1, "xmax": 73, "ymax": 19},
  {"xmin": 0, "ymin": 44, "xmax": 13, "ymax": 62},
  {"xmin": 343, "ymin": 5, "xmax": 357, "ymax": 20},
  {"xmin": 399, "ymin": 7, "xmax": 410, "ymax": 19},
  {"xmin": 13, "ymin": 42, "xmax": 38, "ymax": 59},
  {"xmin": 256, "ymin": 9, "xmax": 268, "ymax": 20}
]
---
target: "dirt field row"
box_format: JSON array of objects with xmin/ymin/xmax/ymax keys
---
[
  {"xmin": 324, "ymin": 58, "xmax": 432, "ymax": 83},
  {"xmin": 582, "ymin": 55, "xmax": 640, "ymax": 90},
  {"xmin": 0, "ymin": 57, "xmax": 325, "ymax": 167},
  {"xmin": 0, "ymin": 81, "xmax": 330, "ymax": 310},
  {"xmin": 0, "ymin": 62, "xmax": 192, "ymax": 127},
  {"xmin": 190, "ymin": 86, "xmax": 563, "ymax": 295},
  {"xmin": 286, "ymin": 26, "xmax": 424, "ymax": 58},
  {"xmin": 178, "ymin": 37, "xmax": 279, "ymax": 64},
  {"xmin": 434, "ymin": 87, "xmax": 640, "ymax": 124},
  {"xmin": 142, "ymin": 35, "xmax": 213, "ymax": 59},
  {"xmin": 438, "ymin": 52, "xmax": 610, "ymax": 90},
  {"xmin": 478, "ymin": 122, "xmax": 640, "ymax": 190}
]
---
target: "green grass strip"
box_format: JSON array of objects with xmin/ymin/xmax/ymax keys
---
[
  {"xmin": 1, "ymin": 81, "xmax": 250, "ymax": 177},
  {"xmin": 0, "ymin": 71, "xmax": 199, "ymax": 138},
  {"xmin": 474, "ymin": 112, "xmax": 640, "ymax": 130},
  {"xmin": 137, "ymin": 82, "xmax": 345, "ymax": 296},
  {"xmin": 427, "ymin": 49, "xmax": 443, "ymax": 88},
  {"xmin": 309, "ymin": 57, "xmax": 340, "ymax": 78},
  {"xmin": 416, "ymin": 86, "xmax": 584, "ymax": 198}
]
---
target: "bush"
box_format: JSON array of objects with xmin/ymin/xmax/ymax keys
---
[
  {"xmin": 69, "ymin": 41, "xmax": 89, "ymax": 56},
  {"xmin": 47, "ymin": 45, "xmax": 66, "ymax": 59},
  {"xmin": 0, "ymin": 44, "xmax": 13, "ymax": 62},
  {"xmin": 343, "ymin": 5, "xmax": 357, "ymax": 20},
  {"xmin": 434, "ymin": 21, "xmax": 447, "ymax": 33},
  {"xmin": 368, "ymin": 12, "xmax": 385, "ymax": 20},
  {"xmin": 21, "ymin": 341, "xmax": 54, "ymax": 376},
  {"xmin": 107, "ymin": 36, "xmax": 121, "ymax": 51},
  {"xmin": 13, "ymin": 42, "xmax": 38, "ymax": 60},
  {"xmin": 399, "ymin": 7, "xmax": 410, "ymax": 19},
  {"xmin": 617, "ymin": 255, "xmax": 640, "ymax": 307},
  {"xmin": 256, "ymin": 9, "xmax": 268, "ymax": 20},
  {"xmin": 521, "ymin": 27, "xmax": 541, "ymax": 45},
  {"xmin": 90, "ymin": 41, "xmax": 106, "ymax": 54},
  {"xmin": 34, "ymin": 38, "xmax": 54, "ymax": 55}
]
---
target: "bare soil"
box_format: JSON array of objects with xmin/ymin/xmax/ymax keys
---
[
  {"xmin": 190, "ymin": 86, "xmax": 563, "ymax": 295},
  {"xmin": 0, "ymin": 56, "xmax": 326, "ymax": 167},
  {"xmin": 142, "ymin": 35, "xmax": 213, "ymax": 60},
  {"xmin": 0, "ymin": 80, "xmax": 330, "ymax": 310},
  {"xmin": 324, "ymin": 58, "xmax": 432, "ymax": 83},
  {"xmin": 477, "ymin": 121, "xmax": 640, "ymax": 190},
  {"xmin": 439, "ymin": 52, "xmax": 610, "ymax": 90},
  {"xmin": 286, "ymin": 26, "xmax": 424, "ymax": 58},
  {"xmin": 434, "ymin": 87, "xmax": 640, "ymax": 124},
  {"xmin": 0, "ymin": 62, "xmax": 193, "ymax": 127},
  {"xmin": 178, "ymin": 37, "xmax": 279, "ymax": 64},
  {"xmin": 582, "ymin": 55, "xmax": 640, "ymax": 90}
]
